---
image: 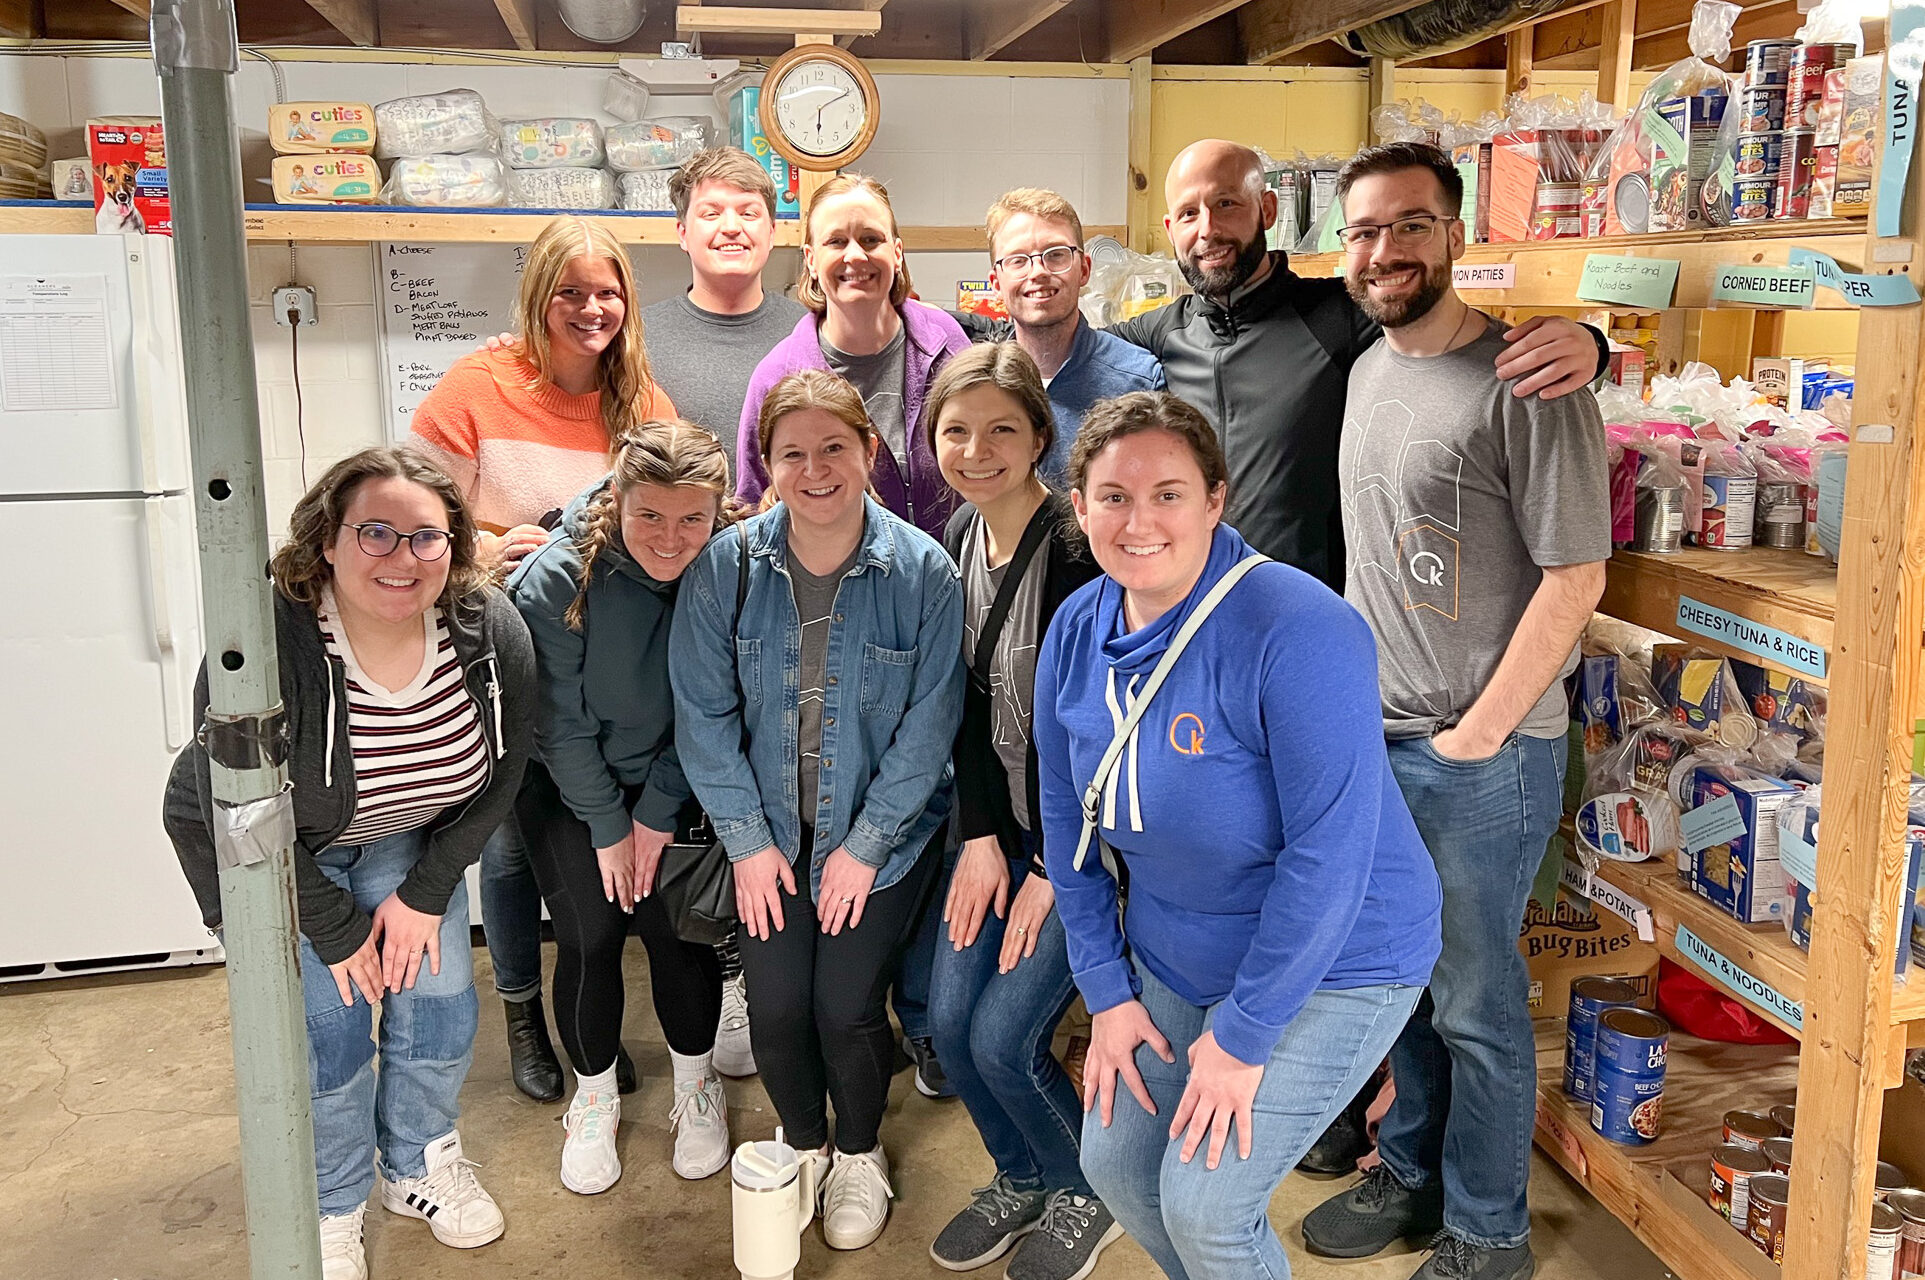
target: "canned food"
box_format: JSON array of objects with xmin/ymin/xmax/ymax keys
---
[
  {"xmin": 1757, "ymin": 482, "xmax": 1807, "ymax": 548},
  {"xmin": 1740, "ymin": 84, "xmax": 1787, "ymax": 134},
  {"xmin": 1770, "ymin": 1103, "xmax": 1796, "ymax": 1134},
  {"xmin": 1778, "ymin": 128, "xmax": 1819, "ymax": 219},
  {"xmin": 1633, "ymin": 484, "xmax": 1686, "ymax": 552},
  {"xmin": 1723, "ymin": 1109, "xmax": 1783, "ymax": 1151},
  {"xmin": 1590, "ymin": 1007, "xmax": 1668, "ymax": 1145},
  {"xmin": 1879, "ymin": 1161, "xmax": 1912, "ymax": 1199},
  {"xmin": 1710, "ymin": 1143, "xmax": 1772, "ymax": 1231},
  {"xmin": 1872, "ymin": 1200, "xmax": 1903, "ymax": 1280},
  {"xmin": 1565, "ymin": 976, "xmax": 1641, "ymax": 1101},
  {"xmin": 1733, "ymin": 178, "xmax": 1778, "ymax": 223},
  {"xmin": 1746, "ymin": 38, "xmax": 1799, "ymax": 86},
  {"xmin": 1887, "ymin": 1187, "xmax": 1925, "ymax": 1277},
  {"xmin": 1788, "ymin": 43, "xmax": 1856, "ymax": 130},
  {"xmin": 1746, "ymin": 1172, "xmax": 1791, "ymax": 1260},
  {"xmin": 1760, "ymin": 1135, "xmax": 1794, "ymax": 1173},
  {"xmin": 1700, "ymin": 474, "xmax": 1758, "ymax": 549},
  {"xmin": 1532, "ymin": 181, "xmax": 1582, "ymax": 239},
  {"xmin": 1737, "ymin": 131, "xmax": 1784, "ymax": 178}
]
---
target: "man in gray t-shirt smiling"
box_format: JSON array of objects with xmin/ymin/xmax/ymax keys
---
[{"xmin": 1303, "ymin": 143, "xmax": 1608, "ymax": 1280}]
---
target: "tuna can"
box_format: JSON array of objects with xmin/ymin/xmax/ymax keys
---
[
  {"xmin": 1699, "ymin": 474, "xmax": 1758, "ymax": 550},
  {"xmin": 1872, "ymin": 1200, "xmax": 1904, "ymax": 1280},
  {"xmin": 1733, "ymin": 178, "xmax": 1778, "ymax": 223},
  {"xmin": 1760, "ymin": 1135, "xmax": 1794, "ymax": 1173},
  {"xmin": 1633, "ymin": 484, "xmax": 1686, "ymax": 553},
  {"xmin": 1710, "ymin": 1143, "xmax": 1772, "ymax": 1231},
  {"xmin": 1777, "ymin": 128, "xmax": 1819, "ymax": 219},
  {"xmin": 1740, "ymin": 84, "xmax": 1788, "ymax": 134},
  {"xmin": 1723, "ymin": 1109, "xmax": 1783, "ymax": 1151},
  {"xmin": 1756, "ymin": 481, "xmax": 1808, "ymax": 548},
  {"xmin": 1788, "ymin": 43, "xmax": 1856, "ymax": 130},
  {"xmin": 1746, "ymin": 38, "xmax": 1800, "ymax": 87},
  {"xmin": 1745, "ymin": 1172, "xmax": 1791, "ymax": 1260},
  {"xmin": 1737, "ymin": 131, "xmax": 1784, "ymax": 179},
  {"xmin": 1770, "ymin": 1103, "xmax": 1796, "ymax": 1134},
  {"xmin": 1879, "ymin": 1161, "xmax": 1912, "ymax": 1200},
  {"xmin": 1590, "ymin": 1007, "xmax": 1668, "ymax": 1145},
  {"xmin": 1564, "ymin": 976, "xmax": 1641, "ymax": 1101},
  {"xmin": 1887, "ymin": 1187, "xmax": 1925, "ymax": 1277}
]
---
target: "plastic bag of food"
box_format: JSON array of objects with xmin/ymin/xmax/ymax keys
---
[
  {"xmin": 374, "ymin": 89, "xmax": 496, "ymax": 159},
  {"xmin": 1578, "ymin": 631, "xmax": 1666, "ymax": 760},
  {"xmin": 615, "ymin": 168, "xmax": 676, "ymax": 212},
  {"xmin": 606, "ymin": 116, "xmax": 711, "ymax": 172},
  {"xmin": 506, "ymin": 167, "xmax": 615, "ymax": 209},
  {"xmin": 498, "ymin": 117, "xmax": 605, "ymax": 169},
  {"xmin": 382, "ymin": 154, "xmax": 507, "ymax": 207}
]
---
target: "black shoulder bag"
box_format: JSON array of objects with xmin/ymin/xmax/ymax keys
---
[{"xmin": 654, "ymin": 528, "xmax": 753, "ymax": 946}]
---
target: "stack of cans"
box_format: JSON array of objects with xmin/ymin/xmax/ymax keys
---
[
  {"xmin": 1739, "ymin": 38, "xmax": 1855, "ymax": 223},
  {"xmin": 1734, "ymin": 39, "xmax": 1796, "ymax": 223}
]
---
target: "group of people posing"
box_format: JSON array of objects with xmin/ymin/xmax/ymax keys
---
[{"xmin": 164, "ymin": 136, "xmax": 1613, "ymax": 1280}]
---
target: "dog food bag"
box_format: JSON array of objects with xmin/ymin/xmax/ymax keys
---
[
  {"xmin": 87, "ymin": 117, "xmax": 170, "ymax": 235},
  {"xmin": 498, "ymin": 118, "xmax": 605, "ymax": 169},
  {"xmin": 271, "ymin": 153, "xmax": 382, "ymax": 204},
  {"xmin": 506, "ymin": 167, "xmax": 616, "ymax": 210},
  {"xmin": 269, "ymin": 103, "xmax": 377, "ymax": 154},
  {"xmin": 382, "ymin": 154, "xmax": 508, "ymax": 207},
  {"xmin": 606, "ymin": 116, "xmax": 711, "ymax": 172},
  {"xmin": 374, "ymin": 89, "xmax": 495, "ymax": 159},
  {"xmin": 616, "ymin": 168, "xmax": 676, "ymax": 211}
]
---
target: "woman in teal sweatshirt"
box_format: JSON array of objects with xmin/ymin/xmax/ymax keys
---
[{"xmin": 1032, "ymin": 392, "xmax": 1442, "ymax": 1280}]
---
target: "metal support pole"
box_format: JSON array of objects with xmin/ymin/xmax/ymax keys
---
[{"xmin": 152, "ymin": 3, "xmax": 321, "ymax": 1276}]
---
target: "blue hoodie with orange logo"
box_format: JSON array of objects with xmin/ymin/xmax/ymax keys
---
[{"xmin": 1034, "ymin": 522, "xmax": 1442, "ymax": 1066}]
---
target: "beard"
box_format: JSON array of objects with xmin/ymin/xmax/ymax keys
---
[
  {"xmin": 1177, "ymin": 230, "xmax": 1269, "ymax": 298},
  {"xmin": 1346, "ymin": 257, "xmax": 1452, "ymax": 328}
]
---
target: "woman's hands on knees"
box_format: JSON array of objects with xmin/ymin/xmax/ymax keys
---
[
  {"xmin": 944, "ymin": 835, "xmax": 1008, "ymax": 950},
  {"xmin": 1084, "ymin": 999, "xmax": 1174, "ymax": 1128},
  {"xmin": 1169, "ymin": 1030, "xmax": 1265, "ymax": 1170}
]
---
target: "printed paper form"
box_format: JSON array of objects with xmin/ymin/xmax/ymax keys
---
[{"xmin": 0, "ymin": 275, "xmax": 118, "ymax": 412}]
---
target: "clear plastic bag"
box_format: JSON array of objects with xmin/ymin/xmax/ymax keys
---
[
  {"xmin": 497, "ymin": 118, "xmax": 605, "ymax": 169},
  {"xmin": 605, "ymin": 116, "xmax": 712, "ymax": 172},
  {"xmin": 1346, "ymin": 0, "xmax": 1577, "ymax": 60},
  {"xmin": 374, "ymin": 89, "xmax": 497, "ymax": 159},
  {"xmin": 506, "ymin": 167, "xmax": 615, "ymax": 209},
  {"xmin": 381, "ymin": 154, "xmax": 507, "ymax": 207},
  {"xmin": 615, "ymin": 168, "xmax": 676, "ymax": 212}
]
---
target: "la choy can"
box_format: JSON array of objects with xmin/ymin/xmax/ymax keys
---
[
  {"xmin": 1590, "ymin": 1006, "xmax": 1668, "ymax": 1145},
  {"xmin": 1564, "ymin": 976, "xmax": 1641, "ymax": 1102}
]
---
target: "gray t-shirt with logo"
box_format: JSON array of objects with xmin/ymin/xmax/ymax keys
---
[{"xmin": 1339, "ymin": 316, "xmax": 1611, "ymax": 740}]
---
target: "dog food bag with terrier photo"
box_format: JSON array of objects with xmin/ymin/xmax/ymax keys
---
[{"xmin": 87, "ymin": 117, "xmax": 169, "ymax": 235}]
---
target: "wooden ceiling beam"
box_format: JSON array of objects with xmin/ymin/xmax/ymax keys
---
[
  {"xmin": 106, "ymin": 0, "xmax": 152, "ymax": 17},
  {"xmin": 1106, "ymin": 0, "xmax": 1248, "ymax": 63},
  {"xmin": 492, "ymin": 0, "xmax": 539, "ymax": 50},
  {"xmin": 1622, "ymin": 0, "xmax": 1800, "ymax": 69},
  {"xmin": 675, "ymin": 5, "xmax": 883, "ymax": 37},
  {"xmin": 1238, "ymin": 0, "xmax": 1427, "ymax": 66},
  {"xmin": 299, "ymin": 0, "xmax": 378, "ymax": 46},
  {"xmin": 1536, "ymin": 0, "xmax": 1791, "ymax": 69},
  {"xmin": 966, "ymin": 0, "xmax": 1072, "ymax": 59},
  {"xmin": 0, "ymin": 0, "xmax": 38, "ymax": 38}
]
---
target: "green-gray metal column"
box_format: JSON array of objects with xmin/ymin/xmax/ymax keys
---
[{"xmin": 152, "ymin": 2, "xmax": 322, "ymax": 1276}]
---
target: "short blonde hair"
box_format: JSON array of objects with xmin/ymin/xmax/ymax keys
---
[
  {"xmin": 985, "ymin": 187, "xmax": 1085, "ymax": 258},
  {"xmin": 799, "ymin": 173, "xmax": 913, "ymax": 312}
]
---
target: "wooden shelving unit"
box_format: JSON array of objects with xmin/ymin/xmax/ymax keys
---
[{"xmin": 1600, "ymin": 548, "xmax": 1837, "ymax": 683}]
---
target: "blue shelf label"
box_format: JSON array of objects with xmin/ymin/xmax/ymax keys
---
[
  {"xmin": 1676, "ymin": 925, "xmax": 1805, "ymax": 1031},
  {"xmin": 1675, "ymin": 595, "xmax": 1828, "ymax": 678}
]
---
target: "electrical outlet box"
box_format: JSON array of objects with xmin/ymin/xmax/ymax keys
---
[{"xmin": 273, "ymin": 286, "xmax": 317, "ymax": 327}]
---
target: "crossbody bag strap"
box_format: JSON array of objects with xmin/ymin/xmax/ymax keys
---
[
  {"xmin": 969, "ymin": 503, "xmax": 1054, "ymax": 685},
  {"xmin": 734, "ymin": 527, "xmax": 751, "ymax": 752},
  {"xmin": 1072, "ymin": 554, "xmax": 1268, "ymax": 872}
]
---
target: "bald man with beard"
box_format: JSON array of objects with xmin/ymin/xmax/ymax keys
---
[{"xmin": 1105, "ymin": 140, "xmax": 1608, "ymax": 593}]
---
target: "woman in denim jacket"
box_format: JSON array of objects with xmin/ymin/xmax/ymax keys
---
[{"xmin": 670, "ymin": 369, "xmax": 964, "ymax": 1254}]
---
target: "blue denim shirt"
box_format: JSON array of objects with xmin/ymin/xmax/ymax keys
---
[{"xmin": 669, "ymin": 496, "xmax": 964, "ymax": 901}]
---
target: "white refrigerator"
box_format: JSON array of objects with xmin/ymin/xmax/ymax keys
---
[{"xmin": 0, "ymin": 233, "xmax": 219, "ymax": 979}]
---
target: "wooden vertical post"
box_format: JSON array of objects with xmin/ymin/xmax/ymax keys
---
[
  {"xmin": 1505, "ymin": 28, "xmax": 1533, "ymax": 99},
  {"xmin": 1596, "ymin": 0, "xmax": 1636, "ymax": 108},
  {"xmin": 1368, "ymin": 56, "xmax": 1397, "ymax": 137},
  {"xmin": 1781, "ymin": 71, "xmax": 1925, "ymax": 1280},
  {"xmin": 1128, "ymin": 55, "xmax": 1153, "ymax": 254}
]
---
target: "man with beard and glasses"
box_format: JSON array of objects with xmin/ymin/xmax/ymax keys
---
[
  {"xmin": 1105, "ymin": 139, "xmax": 1608, "ymax": 593},
  {"xmin": 1301, "ymin": 142, "xmax": 1608, "ymax": 1280}
]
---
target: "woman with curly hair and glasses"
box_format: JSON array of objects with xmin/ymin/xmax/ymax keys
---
[{"xmin": 162, "ymin": 447, "xmax": 536, "ymax": 1280}]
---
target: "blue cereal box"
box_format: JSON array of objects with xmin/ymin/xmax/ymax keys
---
[{"xmin": 1688, "ymin": 768, "xmax": 1799, "ymax": 923}]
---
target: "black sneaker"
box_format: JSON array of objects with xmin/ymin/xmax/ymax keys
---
[
  {"xmin": 905, "ymin": 1034, "xmax": 957, "ymax": 1099},
  {"xmin": 1004, "ymin": 1191, "xmax": 1124, "ymax": 1280},
  {"xmin": 1302, "ymin": 1165, "xmax": 1445, "ymax": 1259},
  {"xmin": 1410, "ymin": 1231, "xmax": 1535, "ymax": 1279},
  {"xmin": 928, "ymin": 1173, "xmax": 1049, "ymax": 1271},
  {"xmin": 1297, "ymin": 1064, "xmax": 1387, "ymax": 1177}
]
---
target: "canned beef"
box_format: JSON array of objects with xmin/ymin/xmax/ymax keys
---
[
  {"xmin": 1746, "ymin": 1172, "xmax": 1791, "ymax": 1260},
  {"xmin": 1879, "ymin": 1161, "xmax": 1912, "ymax": 1199},
  {"xmin": 1778, "ymin": 128, "xmax": 1819, "ymax": 219},
  {"xmin": 1737, "ymin": 132, "xmax": 1783, "ymax": 178},
  {"xmin": 1886, "ymin": 1187, "xmax": 1925, "ymax": 1277},
  {"xmin": 1740, "ymin": 84, "xmax": 1787, "ymax": 134},
  {"xmin": 1788, "ymin": 43, "xmax": 1855, "ymax": 129},
  {"xmin": 1761, "ymin": 1135, "xmax": 1794, "ymax": 1173},
  {"xmin": 1723, "ymin": 1109, "xmax": 1782, "ymax": 1151},
  {"xmin": 1565, "ymin": 976, "xmax": 1641, "ymax": 1101},
  {"xmin": 1733, "ymin": 178, "xmax": 1778, "ymax": 223},
  {"xmin": 1590, "ymin": 1007, "xmax": 1668, "ymax": 1145},
  {"xmin": 1746, "ymin": 38, "xmax": 1799, "ymax": 86},
  {"xmin": 1710, "ymin": 1143, "xmax": 1772, "ymax": 1231}
]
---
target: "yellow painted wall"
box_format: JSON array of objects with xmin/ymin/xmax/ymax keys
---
[{"xmin": 1780, "ymin": 312, "xmax": 1861, "ymax": 365}]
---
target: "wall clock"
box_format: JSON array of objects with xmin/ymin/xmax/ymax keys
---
[{"xmin": 758, "ymin": 43, "xmax": 880, "ymax": 172}]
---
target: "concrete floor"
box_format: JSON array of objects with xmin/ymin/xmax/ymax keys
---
[{"xmin": 2, "ymin": 943, "xmax": 1674, "ymax": 1280}]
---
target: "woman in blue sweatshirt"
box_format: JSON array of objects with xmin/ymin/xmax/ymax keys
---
[{"xmin": 1033, "ymin": 391, "xmax": 1442, "ymax": 1280}]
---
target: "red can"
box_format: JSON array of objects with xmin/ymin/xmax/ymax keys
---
[
  {"xmin": 1777, "ymin": 128, "xmax": 1818, "ymax": 219},
  {"xmin": 1887, "ymin": 1187, "xmax": 1925, "ymax": 1278},
  {"xmin": 1788, "ymin": 43, "xmax": 1855, "ymax": 130}
]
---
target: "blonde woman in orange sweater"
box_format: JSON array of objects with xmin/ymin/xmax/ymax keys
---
[{"xmin": 412, "ymin": 215, "xmax": 674, "ymax": 1104}]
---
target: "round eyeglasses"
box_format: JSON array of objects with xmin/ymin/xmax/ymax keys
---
[
  {"xmin": 346, "ymin": 521, "xmax": 453, "ymax": 561},
  {"xmin": 993, "ymin": 245, "xmax": 1082, "ymax": 276}
]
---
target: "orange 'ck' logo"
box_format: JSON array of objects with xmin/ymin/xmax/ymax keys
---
[{"xmin": 1170, "ymin": 713, "xmax": 1206, "ymax": 755}]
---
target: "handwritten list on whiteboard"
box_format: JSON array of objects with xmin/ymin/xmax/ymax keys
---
[{"xmin": 374, "ymin": 242, "xmax": 527, "ymax": 442}]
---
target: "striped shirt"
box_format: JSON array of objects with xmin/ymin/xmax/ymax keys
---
[{"xmin": 320, "ymin": 592, "xmax": 490, "ymax": 846}]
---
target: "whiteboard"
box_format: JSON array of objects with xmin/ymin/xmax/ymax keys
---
[{"xmin": 374, "ymin": 241, "xmax": 527, "ymax": 442}]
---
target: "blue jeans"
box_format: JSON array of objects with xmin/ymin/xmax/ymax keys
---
[
  {"xmin": 479, "ymin": 815, "xmax": 543, "ymax": 1000},
  {"xmin": 300, "ymin": 829, "xmax": 480, "ymax": 1215},
  {"xmin": 929, "ymin": 849, "xmax": 1086, "ymax": 1194},
  {"xmin": 1376, "ymin": 732, "xmax": 1567, "ymax": 1250},
  {"xmin": 890, "ymin": 838, "xmax": 949, "ymax": 1042},
  {"xmin": 1081, "ymin": 966, "xmax": 1418, "ymax": 1279}
]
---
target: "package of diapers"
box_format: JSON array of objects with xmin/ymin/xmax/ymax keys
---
[
  {"xmin": 605, "ymin": 116, "xmax": 711, "ymax": 172},
  {"xmin": 506, "ymin": 167, "xmax": 615, "ymax": 209},
  {"xmin": 382, "ymin": 154, "xmax": 507, "ymax": 207},
  {"xmin": 272, "ymin": 153, "xmax": 381, "ymax": 204},
  {"xmin": 269, "ymin": 103, "xmax": 376, "ymax": 154},
  {"xmin": 373, "ymin": 89, "xmax": 495, "ymax": 159},
  {"xmin": 616, "ymin": 169, "xmax": 676, "ymax": 211},
  {"xmin": 498, "ymin": 118, "xmax": 605, "ymax": 169}
]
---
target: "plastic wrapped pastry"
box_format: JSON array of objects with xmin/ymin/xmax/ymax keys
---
[
  {"xmin": 605, "ymin": 116, "xmax": 711, "ymax": 172},
  {"xmin": 498, "ymin": 117, "xmax": 605, "ymax": 169},
  {"xmin": 507, "ymin": 167, "xmax": 616, "ymax": 210},
  {"xmin": 382, "ymin": 154, "xmax": 508, "ymax": 207},
  {"xmin": 373, "ymin": 89, "xmax": 495, "ymax": 159},
  {"xmin": 616, "ymin": 168, "xmax": 676, "ymax": 212}
]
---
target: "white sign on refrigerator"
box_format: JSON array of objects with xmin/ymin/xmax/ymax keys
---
[
  {"xmin": 374, "ymin": 242, "xmax": 526, "ymax": 441},
  {"xmin": 0, "ymin": 274, "xmax": 118, "ymax": 412}
]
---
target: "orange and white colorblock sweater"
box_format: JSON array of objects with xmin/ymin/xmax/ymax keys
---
[{"xmin": 408, "ymin": 347, "xmax": 675, "ymax": 534}]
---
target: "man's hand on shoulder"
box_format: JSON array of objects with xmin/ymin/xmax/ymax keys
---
[{"xmin": 1494, "ymin": 315, "xmax": 1604, "ymax": 401}]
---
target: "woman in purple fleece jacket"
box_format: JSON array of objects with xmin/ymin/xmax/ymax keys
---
[
  {"xmin": 735, "ymin": 174, "xmax": 970, "ymax": 540},
  {"xmin": 1032, "ymin": 392, "xmax": 1442, "ymax": 1280}
]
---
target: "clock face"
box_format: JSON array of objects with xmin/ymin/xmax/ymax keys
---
[{"xmin": 772, "ymin": 60, "xmax": 869, "ymax": 159}]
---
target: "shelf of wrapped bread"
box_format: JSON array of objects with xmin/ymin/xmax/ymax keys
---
[
  {"xmin": 1531, "ymin": 1021, "xmax": 1796, "ymax": 1280},
  {"xmin": 1290, "ymin": 218, "xmax": 1870, "ymax": 310},
  {"xmin": 1599, "ymin": 547, "xmax": 1835, "ymax": 687}
]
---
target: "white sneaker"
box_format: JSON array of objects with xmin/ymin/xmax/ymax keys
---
[
  {"xmin": 560, "ymin": 1089, "xmax": 622, "ymax": 1195},
  {"xmin": 714, "ymin": 974, "xmax": 757, "ymax": 1077},
  {"xmin": 379, "ymin": 1130, "xmax": 505, "ymax": 1249},
  {"xmin": 802, "ymin": 1149, "xmax": 832, "ymax": 1230},
  {"xmin": 319, "ymin": 1204, "xmax": 368, "ymax": 1280},
  {"xmin": 669, "ymin": 1076, "xmax": 731, "ymax": 1179},
  {"xmin": 821, "ymin": 1145, "xmax": 893, "ymax": 1250}
]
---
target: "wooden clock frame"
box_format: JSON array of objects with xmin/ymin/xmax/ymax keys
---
[{"xmin": 757, "ymin": 42, "xmax": 881, "ymax": 173}]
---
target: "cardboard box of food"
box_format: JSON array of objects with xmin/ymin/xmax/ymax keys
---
[
  {"xmin": 726, "ymin": 85, "xmax": 800, "ymax": 219},
  {"xmin": 1751, "ymin": 356, "xmax": 1807, "ymax": 406},
  {"xmin": 1519, "ymin": 848, "xmax": 1659, "ymax": 1015},
  {"xmin": 1832, "ymin": 56, "xmax": 1881, "ymax": 217},
  {"xmin": 1688, "ymin": 768, "xmax": 1799, "ymax": 924}
]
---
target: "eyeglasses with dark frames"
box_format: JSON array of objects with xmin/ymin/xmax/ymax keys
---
[
  {"xmin": 346, "ymin": 521, "xmax": 453, "ymax": 561},
  {"xmin": 993, "ymin": 245, "xmax": 1083, "ymax": 276},
  {"xmin": 1336, "ymin": 214, "xmax": 1457, "ymax": 251}
]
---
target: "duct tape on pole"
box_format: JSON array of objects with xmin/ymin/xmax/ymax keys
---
[{"xmin": 154, "ymin": 3, "xmax": 323, "ymax": 1277}]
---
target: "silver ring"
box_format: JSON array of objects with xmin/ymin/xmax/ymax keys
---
[
  {"xmin": 841, "ymin": 896, "xmax": 854, "ymax": 904},
  {"xmin": 1016, "ymin": 926, "xmax": 1027, "ymax": 935}
]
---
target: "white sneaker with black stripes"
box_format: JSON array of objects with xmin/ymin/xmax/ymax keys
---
[{"xmin": 379, "ymin": 1130, "xmax": 505, "ymax": 1249}]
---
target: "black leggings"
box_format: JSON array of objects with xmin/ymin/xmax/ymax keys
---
[
  {"xmin": 516, "ymin": 761, "xmax": 723, "ymax": 1074},
  {"xmin": 738, "ymin": 826, "xmax": 942, "ymax": 1154}
]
